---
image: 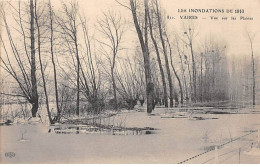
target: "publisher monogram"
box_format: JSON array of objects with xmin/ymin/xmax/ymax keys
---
[{"xmin": 5, "ymin": 152, "xmax": 16, "ymax": 158}]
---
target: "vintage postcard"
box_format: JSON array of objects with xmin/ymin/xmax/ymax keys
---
[{"xmin": 0, "ymin": 0, "xmax": 260, "ymax": 164}]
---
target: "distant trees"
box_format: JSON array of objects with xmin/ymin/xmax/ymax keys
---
[
  {"xmin": 182, "ymin": 23, "xmax": 198, "ymax": 102},
  {"xmin": 174, "ymin": 35, "xmax": 189, "ymax": 102},
  {"xmin": 229, "ymin": 30, "xmax": 259, "ymax": 107},
  {"xmin": 196, "ymin": 37, "xmax": 229, "ymax": 102}
]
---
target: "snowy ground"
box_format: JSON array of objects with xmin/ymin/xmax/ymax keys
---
[{"xmin": 1, "ymin": 106, "xmax": 260, "ymax": 164}]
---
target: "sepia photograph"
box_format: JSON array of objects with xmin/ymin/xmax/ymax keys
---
[{"xmin": 0, "ymin": 0, "xmax": 260, "ymax": 164}]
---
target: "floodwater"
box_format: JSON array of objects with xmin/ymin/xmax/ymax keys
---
[{"xmin": 1, "ymin": 107, "xmax": 260, "ymax": 163}]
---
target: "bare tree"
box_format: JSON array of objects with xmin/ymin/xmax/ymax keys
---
[
  {"xmin": 129, "ymin": 0, "xmax": 154, "ymax": 113},
  {"xmin": 115, "ymin": 57, "xmax": 140, "ymax": 109},
  {"xmin": 0, "ymin": 0, "xmax": 39, "ymax": 117},
  {"xmin": 80, "ymin": 15, "xmax": 105, "ymax": 114},
  {"xmin": 29, "ymin": 0, "xmax": 39, "ymax": 117},
  {"xmin": 154, "ymin": 0, "xmax": 174, "ymax": 107},
  {"xmin": 165, "ymin": 33, "xmax": 183, "ymax": 105},
  {"xmin": 182, "ymin": 22, "xmax": 198, "ymax": 102},
  {"xmin": 97, "ymin": 10, "xmax": 124, "ymax": 110},
  {"xmin": 200, "ymin": 37, "xmax": 229, "ymax": 102},
  {"xmin": 56, "ymin": 1, "xmax": 81, "ymax": 116},
  {"xmin": 199, "ymin": 52, "xmax": 203, "ymax": 102},
  {"xmin": 133, "ymin": 47, "xmax": 146, "ymax": 106},
  {"xmin": 246, "ymin": 30, "xmax": 256, "ymax": 106},
  {"xmin": 47, "ymin": 0, "xmax": 61, "ymax": 121},
  {"xmin": 34, "ymin": 0, "xmax": 53, "ymax": 123},
  {"xmin": 175, "ymin": 35, "xmax": 189, "ymax": 101},
  {"xmin": 147, "ymin": 4, "xmax": 168, "ymax": 107}
]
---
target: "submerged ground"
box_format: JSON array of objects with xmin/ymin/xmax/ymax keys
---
[{"xmin": 1, "ymin": 106, "xmax": 260, "ymax": 164}]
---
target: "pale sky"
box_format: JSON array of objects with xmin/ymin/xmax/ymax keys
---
[
  {"xmin": 74, "ymin": 0, "xmax": 260, "ymax": 57},
  {"xmin": 1, "ymin": 0, "xmax": 260, "ymax": 67},
  {"xmin": 161, "ymin": 0, "xmax": 260, "ymax": 56}
]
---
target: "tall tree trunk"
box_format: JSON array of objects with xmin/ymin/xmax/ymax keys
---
[
  {"xmin": 252, "ymin": 57, "xmax": 255, "ymax": 106},
  {"xmin": 186, "ymin": 55, "xmax": 193, "ymax": 101},
  {"xmin": 190, "ymin": 42, "xmax": 197, "ymax": 102},
  {"xmin": 200, "ymin": 53, "xmax": 203, "ymax": 102},
  {"xmin": 75, "ymin": 36, "xmax": 80, "ymax": 116},
  {"xmin": 147, "ymin": 8, "xmax": 168, "ymax": 108},
  {"xmin": 155, "ymin": 0, "xmax": 174, "ymax": 107},
  {"xmin": 212, "ymin": 51, "xmax": 215, "ymax": 101},
  {"xmin": 249, "ymin": 37, "xmax": 255, "ymax": 106},
  {"xmin": 130, "ymin": 0, "xmax": 153, "ymax": 113},
  {"xmin": 35, "ymin": 0, "xmax": 53, "ymax": 124},
  {"xmin": 30, "ymin": 0, "xmax": 38, "ymax": 117},
  {"xmin": 111, "ymin": 67, "xmax": 117, "ymax": 110},
  {"xmin": 176, "ymin": 39, "xmax": 189, "ymax": 101},
  {"xmin": 31, "ymin": 103, "xmax": 38, "ymax": 117},
  {"xmin": 245, "ymin": 31, "xmax": 256, "ymax": 106},
  {"xmin": 49, "ymin": 1, "xmax": 60, "ymax": 119},
  {"xmin": 166, "ymin": 35, "xmax": 183, "ymax": 105}
]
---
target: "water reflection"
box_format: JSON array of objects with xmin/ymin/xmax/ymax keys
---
[{"xmin": 48, "ymin": 125, "xmax": 157, "ymax": 135}]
